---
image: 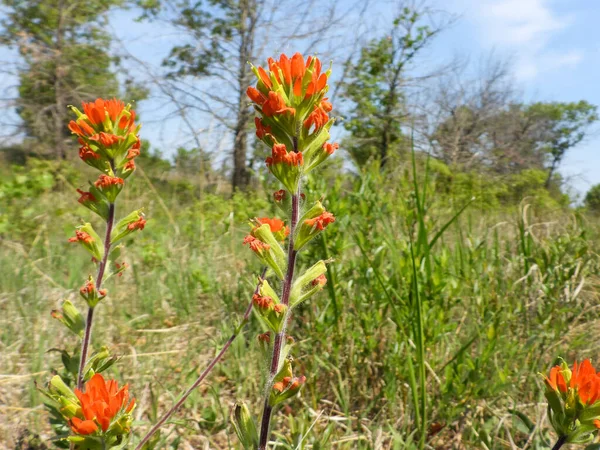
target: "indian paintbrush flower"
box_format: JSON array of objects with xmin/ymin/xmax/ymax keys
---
[{"xmin": 544, "ymin": 358, "xmax": 600, "ymax": 445}]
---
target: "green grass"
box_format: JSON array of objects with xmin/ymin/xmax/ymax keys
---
[{"xmin": 1, "ymin": 157, "xmax": 600, "ymax": 449}]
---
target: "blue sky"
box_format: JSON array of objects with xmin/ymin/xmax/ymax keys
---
[{"xmin": 426, "ymin": 0, "xmax": 600, "ymax": 197}]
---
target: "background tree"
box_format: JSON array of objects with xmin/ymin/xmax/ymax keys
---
[
  {"xmin": 585, "ymin": 183, "xmax": 600, "ymax": 214},
  {"xmin": 0, "ymin": 0, "xmax": 147, "ymax": 159},
  {"xmin": 137, "ymin": 0, "xmax": 353, "ymax": 191},
  {"xmin": 341, "ymin": 4, "xmax": 448, "ymax": 169}
]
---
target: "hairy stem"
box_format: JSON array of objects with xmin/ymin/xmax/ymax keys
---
[
  {"xmin": 134, "ymin": 269, "xmax": 267, "ymax": 450},
  {"xmin": 552, "ymin": 436, "xmax": 567, "ymax": 450},
  {"xmin": 258, "ymin": 191, "xmax": 300, "ymax": 450},
  {"xmin": 76, "ymin": 201, "xmax": 115, "ymax": 390}
]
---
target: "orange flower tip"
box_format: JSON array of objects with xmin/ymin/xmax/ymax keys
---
[
  {"xmin": 99, "ymin": 289, "xmax": 107, "ymax": 297},
  {"xmin": 262, "ymin": 91, "xmax": 295, "ymax": 117},
  {"xmin": 305, "ymin": 211, "xmax": 335, "ymax": 231},
  {"xmin": 286, "ymin": 335, "xmax": 295, "ymax": 344},
  {"xmin": 243, "ymin": 235, "xmax": 270, "ymax": 253},
  {"xmin": 253, "ymin": 294, "xmax": 273, "ymax": 309},
  {"xmin": 76, "ymin": 189, "xmax": 96, "ymax": 204},
  {"xmin": 323, "ymin": 142, "xmax": 339, "ymax": 155},
  {"xmin": 69, "ymin": 230, "xmax": 94, "ymax": 244},
  {"xmin": 266, "ymin": 144, "xmax": 304, "ymax": 167},
  {"xmin": 79, "ymin": 146, "xmax": 100, "ymax": 161},
  {"xmin": 51, "ymin": 310, "xmax": 62, "ymax": 320},
  {"xmin": 594, "ymin": 419, "xmax": 600, "ymax": 429},
  {"xmin": 272, "ymin": 381, "xmax": 285, "ymax": 393},
  {"xmin": 257, "ymin": 332, "xmax": 271, "ymax": 343},
  {"xmin": 127, "ymin": 147, "xmax": 141, "ymax": 160},
  {"xmin": 273, "ymin": 189, "xmax": 287, "ymax": 202},
  {"xmin": 90, "ymin": 132, "xmax": 123, "ymax": 148},
  {"xmin": 70, "ymin": 417, "xmax": 99, "ymax": 435},
  {"xmin": 127, "ymin": 217, "xmax": 146, "ymax": 231},
  {"xmin": 257, "ymin": 217, "xmax": 286, "ymax": 234},
  {"xmin": 311, "ymin": 274, "xmax": 327, "ymax": 287},
  {"xmin": 95, "ymin": 174, "xmax": 124, "ymax": 189},
  {"xmin": 124, "ymin": 160, "xmax": 136, "ymax": 171},
  {"xmin": 273, "ymin": 304, "xmax": 286, "ymax": 314}
]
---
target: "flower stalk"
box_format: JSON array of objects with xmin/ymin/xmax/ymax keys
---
[{"xmin": 134, "ymin": 268, "xmax": 267, "ymax": 450}]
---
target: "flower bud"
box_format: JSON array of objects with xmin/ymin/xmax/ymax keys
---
[
  {"xmin": 243, "ymin": 224, "xmax": 287, "ymax": 279},
  {"xmin": 76, "ymin": 186, "xmax": 109, "ymax": 220},
  {"xmin": 79, "ymin": 276, "xmax": 107, "ymax": 308},
  {"xmin": 111, "ymin": 209, "xmax": 146, "ymax": 244},
  {"xmin": 294, "ymin": 201, "xmax": 335, "ymax": 250},
  {"xmin": 51, "ymin": 300, "xmax": 85, "ymax": 337},
  {"xmin": 231, "ymin": 403, "xmax": 259, "ymax": 450},
  {"xmin": 68, "ymin": 223, "xmax": 103, "ymax": 260},
  {"xmin": 289, "ymin": 260, "xmax": 329, "ymax": 307},
  {"xmin": 94, "ymin": 174, "xmax": 124, "ymax": 202},
  {"xmin": 269, "ymin": 359, "xmax": 306, "ymax": 406}
]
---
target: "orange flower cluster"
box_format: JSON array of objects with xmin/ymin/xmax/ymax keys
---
[
  {"xmin": 304, "ymin": 99, "xmax": 332, "ymax": 132},
  {"xmin": 79, "ymin": 280, "xmax": 106, "ymax": 298},
  {"xmin": 69, "ymin": 230, "xmax": 94, "ymax": 244},
  {"xmin": 95, "ymin": 174, "xmax": 124, "ymax": 189},
  {"xmin": 547, "ymin": 359, "xmax": 600, "ymax": 406},
  {"xmin": 76, "ymin": 189, "xmax": 96, "ymax": 204},
  {"xmin": 253, "ymin": 294, "xmax": 274, "ymax": 310},
  {"xmin": 266, "ymin": 144, "xmax": 304, "ymax": 167},
  {"xmin": 305, "ymin": 211, "xmax": 336, "ymax": 231},
  {"xmin": 273, "ymin": 375, "xmax": 306, "ymax": 393},
  {"xmin": 243, "ymin": 235, "xmax": 270, "ymax": 253},
  {"xmin": 69, "ymin": 99, "xmax": 135, "ymax": 137},
  {"xmin": 70, "ymin": 373, "xmax": 135, "ymax": 435},
  {"xmin": 127, "ymin": 217, "xmax": 146, "ymax": 231}
]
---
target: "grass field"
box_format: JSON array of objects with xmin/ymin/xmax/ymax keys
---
[{"xmin": 2, "ymin": 157, "xmax": 600, "ymax": 449}]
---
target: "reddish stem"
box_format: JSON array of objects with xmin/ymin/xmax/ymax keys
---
[
  {"xmin": 134, "ymin": 269, "xmax": 267, "ymax": 450},
  {"xmin": 76, "ymin": 201, "xmax": 115, "ymax": 390},
  {"xmin": 258, "ymin": 191, "xmax": 300, "ymax": 450}
]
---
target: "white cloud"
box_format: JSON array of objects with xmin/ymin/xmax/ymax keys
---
[{"xmin": 458, "ymin": 0, "xmax": 583, "ymax": 80}]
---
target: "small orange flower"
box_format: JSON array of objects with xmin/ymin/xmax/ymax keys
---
[
  {"xmin": 89, "ymin": 132, "xmax": 123, "ymax": 148},
  {"xmin": 126, "ymin": 146, "xmax": 140, "ymax": 160},
  {"xmin": 305, "ymin": 211, "xmax": 335, "ymax": 231},
  {"xmin": 247, "ymin": 87, "xmax": 267, "ymax": 105},
  {"xmin": 262, "ymin": 92, "xmax": 295, "ymax": 117},
  {"xmin": 69, "ymin": 230, "xmax": 94, "ymax": 244},
  {"xmin": 255, "ymin": 117, "xmax": 272, "ymax": 139},
  {"xmin": 253, "ymin": 294, "xmax": 273, "ymax": 309},
  {"xmin": 273, "ymin": 189, "xmax": 287, "ymax": 202},
  {"xmin": 266, "ymin": 144, "xmax": 304, "ymax": 167},
  {"xmin": 95, "ymin": 174, "xmax": 124, "ymax": 189},
  {"xmin": 124, "ymin": 159, "xmax": 136, "ymax": 171},
  {"xmin": 546, "ymin": 359, "xmax": 600, "ymax": 405},
  {"xmin": 243, "ymin": 235, "xmax": 270, "ymax": 253},
  {"xmin": 257, "ymin": 217, "xmax": 289, "ymax": 237},
  {"xmin": 304, "ymin": 99, "xmax": 332, "ymax": 131},
  {"xmin": 70, "ymin": 373, "xmax": 135, "ymax": 435},
  {"xmin": 80, "ymin": 280, "xmax": 95, "ymax": 296},
  {"xmin": 257, "ymin": 332, "xmax": 271, "ymax": 343},
  {"xmin": 273, "ymin": 304, "xmax": 286, "ymax": 314},
  {"xmin": 323, "ymin": 142, "xmax": 339, "ymax": 155},
  {"xmin": 127, "ymin": 217, "xmax": 146, "ymax": 231},
  {"xmin": 312, "ymin": 274, "xmax": 327, "ymax": 287},
  {"xmin": 79, "ymin": 146, "xmax": 100, "ymax": 161},
  {"xmin": 77, "ymin": 189, "xmax": 96, "ymax": 204}
]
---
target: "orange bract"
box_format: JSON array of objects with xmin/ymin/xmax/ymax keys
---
[
  {"xmin": 95, "ymin": 174, "xmax": 124, "ymax": 189},
  {"xmin": 83, "ymin": 98, "xmax": 126, "ymax": 125},
  {"xmin": 127, "ymin": 217, "xmax": 146, "ymax": 231},
  {"xmin": 546, "ymin": 359, "xmax": 600, "ymax": 405},
  {"xmin": 305, "ymin": 211, "xmax": 335, "ymax": 231},
  {"xmin": 70, "ymin": 373, "xmax": 135, "ymax": 435},
  {"xmin": 243, "ymin": 235, "xmax": 271, "ymax": 253},
  {"xmin": 257, "ymin": 217, "xmax": 289, "ymax": 236},
  {"xmin": 266, "ymin": 144, "xmax": 304, "ymax": 167},
  {"xmin": 69, "ymin": 230, "xmax": 94, "ymax": 244}
]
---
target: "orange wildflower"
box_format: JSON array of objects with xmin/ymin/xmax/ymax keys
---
[
  {"xmin": 124, "ymin": 159, "xmax": 136, "ymax": 171},
  {"xmin": 79, "ymin": 146, "xmax": 100, "ymax": 161},
  {"xmin": 257, "ymin": 332, "xmax": 271, "ymax": 343},
  {"xmin": 69, "ymin": 230, "xmax": 94, "ymax": 244},
  {"xmin": 82, "ymin": 98, "xmax": 126, "ymax": 126},
  {"xmin": 247, "ymin": 87, "xmax": 267, "ymax": 105},
  {"xmin": 273, "ymin": 189, "xmax": 287, "ymax": 202},
  {"xmin": 312, "ymin": 274, "xmax": 327, "ymax": 287},
  {"xmin": 243, "ymin": 235, "xmax": 270, "ymax": 253},
  {"xmin": 95, "ymin": 174, "xmax": 124, "ymax": 189},
  {"xmin": 126, "ymin": 146, "xmax": 140, "ymax": 160},
  {"xmin": 266, "ymin": 144, "xmax": 304, "ymax": 167},
  {"xmin": 304, "ymin": 99, "xmax": 332, "ymax": 131},
  {"xmin": 257, "ymin": 217, "xmax": 289, "ymax": 237},
  {"xmin": 546, "ymin": 359, "xmax": 600, "ymax": 405},
  {"xmin": 255, "ymin": 117, "xmax": 271, "ymax": 139},
  {"xmin": 305, "ymin": 211, "xmax": 335, "ymax": 231},
  {"xmin": 69, "ymin": 120, "xmax": 95, "ymax": 137},
  {"xmin": 323, "ymin": 142, "xmax": 339, "ymax": 155},
  {"xmin": 260, "ymin": 53, "xmax": 327, "ymax": 98},
  {"xmin": 262, "ymin": 91, "xmax": 295, "ymax": 117},
  {"xmin": 89, "ymin": 132, "xmax": 123, "ymax": 148},
  {"xmin": 70, "ymin": 373, "xmax": 135, "ymax": 435},
  {"xmin": 76, "ymin": 189, "xmax": 96, "ymax": 204},
  {"xmin": 253, "ymin": 294, "xmax": 273, "ymax": 309},
  {"xmin": 127, "ymin": 217, "xmax": 146, "ymax": 231}
]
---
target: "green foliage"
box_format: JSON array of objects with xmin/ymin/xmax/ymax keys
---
[
  {"xmin": 585, "ymin": 183, "xmax": 600, "ymax": 214},
  {"xmin": 341, "ymin": 7, "xmax": 440, "ymax": 167}
]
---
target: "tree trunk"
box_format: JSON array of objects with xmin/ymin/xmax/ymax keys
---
[
  {"xmin": 54, "ymin": 0, "xmax": 66, "ymax": 159},
  {"xmin": 231, "ymin": 0, "xmax": 256, "ymax": 191}
]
